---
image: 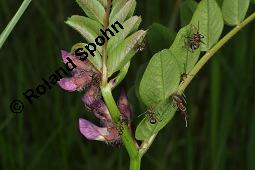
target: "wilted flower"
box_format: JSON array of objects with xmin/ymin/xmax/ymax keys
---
[
  {"xmin": 58, "ymin": 50, "xmax": 99, "ymax": 91},
  {"xmin": 79, "ymin": 98, "xmax": 121, "ymax": 143},
  {"xmin": 79, "ymin": 89, "xmax": 133, "ymax": 145},
  {"xmin": 117, "ymin": 89, "xmax": 132, "ymax": 122}
]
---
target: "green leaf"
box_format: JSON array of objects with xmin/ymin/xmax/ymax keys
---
[
  {"xmin": 110, "ymin": 0, "xmax": 127, "ymax": 18},
  {"xmin": 107, "ymin": 30, "xmax": 146, "ymax": 77},
  {"xmin": 180, "ymin": 0, "xmax": 198, "ymax": 26},
  {"xmin": 135, "ymin": 100, "xmax": 176, "ymax": 141},
  {"xmin": 147, "ymin": 23, "xmax": 176, "ymax": 55},
  {"xmin": 71, "ymin": 43, "xmax": 102, "ymax": 71},
  {"xmin": 191, "ymin": 0, "xmax": 224, "ymax": 51},
  {"xmin": 112, "ymin": 0, "xmax": 125, "ymax": 6},
  {"xmin": 76, "ymin": 0, "xmax": 105, "ymax": 25},
  {"xmin": 169, "ymin": 25, "xmax": 200, "ymax": 73},
  {"xmin": 107, "ymin": 16, "xmax": 141, "ymax": 54},
  {"xmin": 98, "ymin": 0, "xmax": 107, "ymax": 7},
  {"xmin": 65, "ymin": 15, "xmax": 102, "ymax": 44},
  {"xmin": 126, "ymin": 0, "xmax": 136, "ymax": 19},
  {"xmin": 111, "ymin": 62, "xmax": 130, "ymax": 88},
  {"xmin": 139, "ymin": 49, "xmax": 181, "ymax": 107},
  {"xmin": 109, "ymin": 0, "xmax": 136, "ymax": 25},
  {"xmin": 222, "ymin": 0, "xmax": 250, "ymax": 26}
]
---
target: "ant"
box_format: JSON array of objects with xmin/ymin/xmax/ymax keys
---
[
  {"xmin": 172, "ymin": 93, "xmax": 188, "ymax": 127},
  {"xmin": 116, "ymin": 114, "xmax": 130, "ymax": 135},
  {"xmin": 180, "ymin": 62, "xmax": 189, "ymax": 83},
  {"xmin": 185, "ymin": 21, "xmax": 205, "ymax": 52},
  {"xmin": 138, "ymin": 107, "xmax": 161, "ymax": 124},
  {"xmin": 136, "ymin": 41, "xmax": 146, "ymax": 52}
]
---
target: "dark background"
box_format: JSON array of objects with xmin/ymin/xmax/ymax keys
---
[{"xmin": 1, "ymin": 0, "xmax": 255, "ymax": 169}]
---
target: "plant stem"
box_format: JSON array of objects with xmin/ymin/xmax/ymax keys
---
[
  {"xmin": 130, "ymin": 157, "xmax": 141, "ymax": 170},
  {"xmin": 109, "ymin": 62, "xmax": 130, "ymax": 89},
  {"xmin": 177, "ymin": 11, "xmax": 255, "ymax": 93},
  {"xmin": 100, "ymin": 1, "xmax": 140, "ymax": 169},
  {"xmin": 101, "ymin": 85, "xmax": 140, "ymax": 170},
  {"xmin": 139, "ymin": 134, "xmax": 157, "ymax": 157},
  {"xmin": 0, "ymin": 0, "xmax": 32, "ymax": 49},
  {"xmin": 101, "ymin": 0, "xmax": 112, "ymax": 86}
]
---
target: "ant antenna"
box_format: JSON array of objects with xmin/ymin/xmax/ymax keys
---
[
  {"xmin": 198, "ymin": 20, "xmax": 200, "ymax": 32},
  {"xmin": 137, "ymin": 110, "xmax": 148, "ymax": 118}
]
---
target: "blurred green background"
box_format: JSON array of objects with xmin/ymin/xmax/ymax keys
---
[{"xmin": 1, "ymin": 0, "xmax": 255, "ymax": 169}]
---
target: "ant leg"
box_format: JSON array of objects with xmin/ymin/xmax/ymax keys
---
[
  {"xmin": 180, "ymin": 111, "xmax": 188, "ymax": 127},
  {"xmin": 201, "ymin": 40, "xmax": 206, "ymax": 45},
  {"xmin": 179, "ymin": 93, "xmax": 187, "ymax": 104},
  {"xmin": 155, "ymin": 113, "xmax": 163, "ymax": 122},
  {"xmin": 171, "ymin": 100, "xmax": 178, "ymax": 110},
  {"xmin": 117, "ymin": 124, "xmax": 123, "ymax": 135}
]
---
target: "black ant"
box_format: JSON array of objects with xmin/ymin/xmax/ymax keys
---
[
  {"xmin": 185, "ymin": 22, "xmax": 205, "ymax": 52},
  {"xmin": 172, "ymin": 93, "xmax": 188, "ymax": 127},
  {"xmin": 139, "ymin": 107, "xmax": 161, "ymax": 124}
]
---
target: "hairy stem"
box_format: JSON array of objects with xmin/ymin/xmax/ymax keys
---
[
  {"xmin": 101, "ymin": 0, "xmax": 112, "ymax": 86},
  {"xmin": 101, "ymin": 85, "xmax": 140, "ymax": 170},
  {"xmin": 177, "ymin": 11, "xmax": 255, "ymax": 93},
  {"xmin": 0, "ymin": 0, "xmax": 32, "ymax": 49},
  {"xmin": 101, "ymin": 1, "xmax": 140, "ymax": 169}
]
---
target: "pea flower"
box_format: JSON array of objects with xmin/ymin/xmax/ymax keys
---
[
  {"xmin": 57, "ymin": 50, "xmax": 132, "ymax": 145},
  {"xmin": 57, "ymin": 50, "xmax": 99, "ymax": 91},
  {"xmin": 79, "ymin": 89, "xmax": 132, "ymax": 144}
]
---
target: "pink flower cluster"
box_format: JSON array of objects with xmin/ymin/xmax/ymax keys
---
[{"xmin": 58, "ymin": 50, "xmax": 132, "ymax": 145}]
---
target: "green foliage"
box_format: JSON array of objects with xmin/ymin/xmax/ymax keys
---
[
  {"xmin": 107, "ymin": 16, "xmax": 141, "ymax": 54},
  {"xmin": 180, "ymin": 0, "xmax": 198, "ymax": 26},
  {"xmin": 107, "ymin": 30, "xmax": 146, "ymax": 77},
  {"xmin": 76, "ymin": 0, "xmax": 105, "ymax": 25},
  {"xmin": 66, "ymin": 15, "xmax": 102, "ymax": 44},
  {"xmin": 222, "ymin": 0, "xmax": 250, "ymax": 25},
  {"xmin": 169, "ymin": 25, "xmax": 200, "ymax": 73},
  {"xmin": 137, "ymin": 49, "xmax": 180, "ymax": 140},
  {"xmin": 191, "ymin": 0, "xmax": 224, "ymax": 51},
  {"xmin": 1, "ymin": 0, "xmax": 255, "ymax": 169},
  {"xmin": 71, "ymin": 43, "xmax": 102, "ymax": 70},
  {"xmin": 66, "ymin": 0, "xmax": 145, "ymax": 79},
  {"xmin": 98, "ymin": 0, "xmax": 107, "ymax": 7},
  {"xmin": 109, "ymin": 0, "xmax": 136, "ymax": 25},
  {"xmin": 147, "ymin": 23, "xmax": 176, "ymax": 55},
  {"xmin": 135, "ymin": 100, "xmax": 176, "ymax": 140},
  {"xmin": 139, "ymin": 49, "xmax": 180, "ymax": 107}
]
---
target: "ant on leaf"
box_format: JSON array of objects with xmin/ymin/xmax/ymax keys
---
[{"xmin": 138, "ymin": 107, "xmax": 162, "ymax": 124}]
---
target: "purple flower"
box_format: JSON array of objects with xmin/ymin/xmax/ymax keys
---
[
  {"xmin": 79, "ymin": 118, "xmax": 120, "ymax": 141},
  {"xmin": 58, "ymin": 50, "xmax": 100, "ymax": 91},
  {"xmin": 117, "ymin": 89, "xmax": 133, "ymax": 132},
  {"xmin": 82, "ymin": 85, "xmax": 112, "ymax": 125},
  {"xmin": 79, "ymin": 89, "xmax": 133, "ymax": 143},
  {"xmin": 117, "ymin": 89, "xmax": 132, "ymax": 122},
  {"xmin": 80, "ymin": 87, "xmax": 120, "ymax": 142}
]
